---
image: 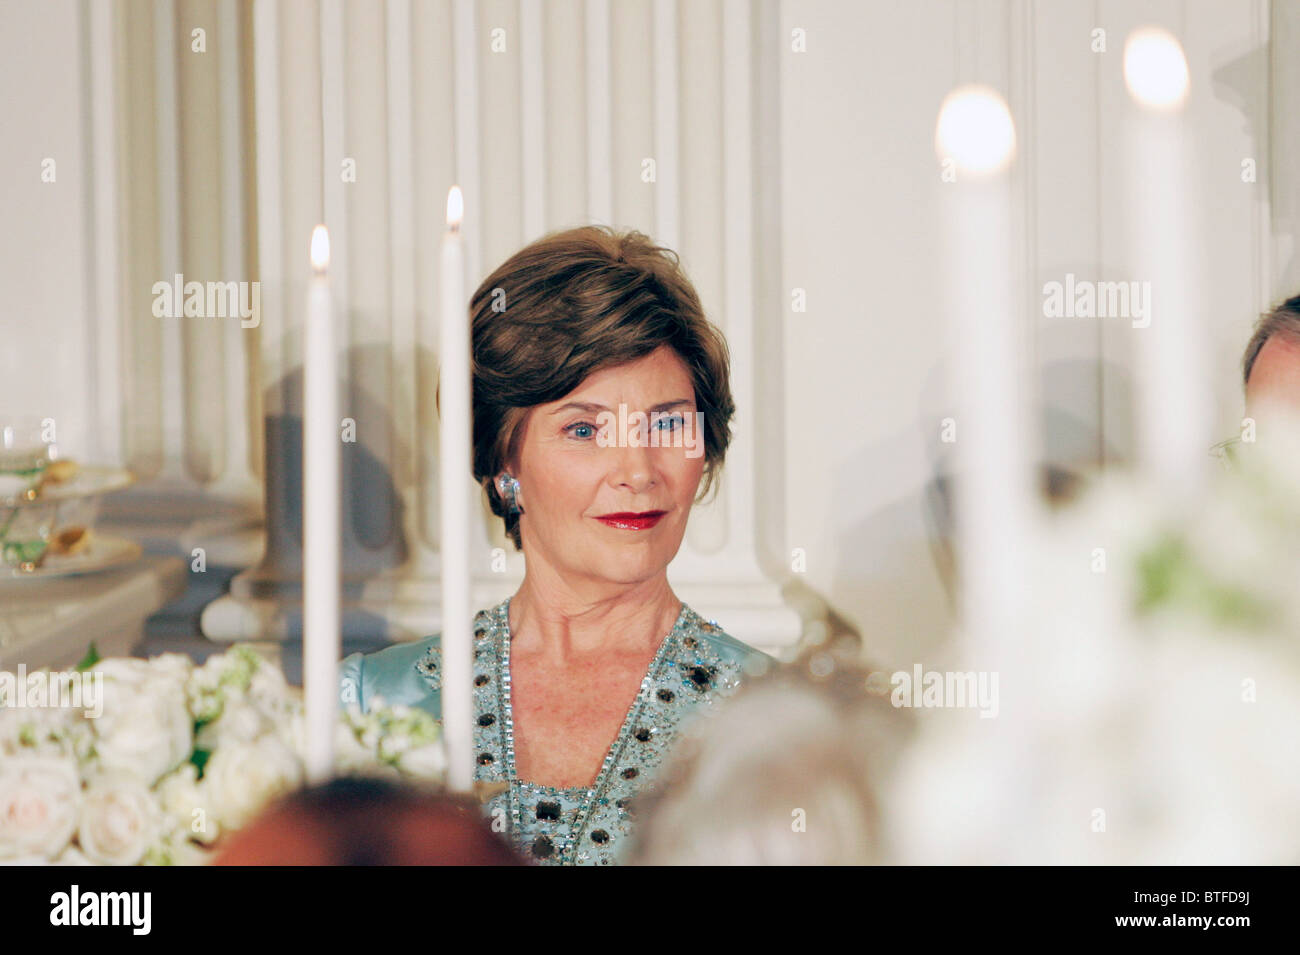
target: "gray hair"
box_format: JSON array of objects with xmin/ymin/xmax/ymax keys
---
[
  {"xmin": 626, "ymin": 653, "xmax": 913, "ymax": 865},
  {"xmin": 1242, "ymin": 294, "xmax": 1300, "ymax": 389}
]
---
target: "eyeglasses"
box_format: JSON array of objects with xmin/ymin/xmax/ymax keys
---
[{"xmin": 1208, "ymin": 436, "xmax": 1241, "ymax": 470}]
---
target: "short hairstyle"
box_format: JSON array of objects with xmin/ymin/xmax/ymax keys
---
[
  {"xmin": 1242, "ymin": 293, "xmax": 1300, "ymax": 389},
  {"xmin": 458, "ymin": 226, "xmax": 735, "ymax": 550}
]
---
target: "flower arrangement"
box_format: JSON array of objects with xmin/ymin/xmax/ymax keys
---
[
  {"xmin": 884, "ymin": 414, "xmax": 1300, "ymax": 864},
  {"xmin": 0, "ymin": 646, "xmax": 444, "ymax": 865}
]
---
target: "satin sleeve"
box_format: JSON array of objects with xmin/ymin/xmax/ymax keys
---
[
  {"xmin": 338, "ymin": 637, "xmax": 442, "ymax": 719},
  {"xmin": 339, "ymin": 651, "xmax": 366, "ymax": 711}
]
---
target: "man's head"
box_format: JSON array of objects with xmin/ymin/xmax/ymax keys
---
[{"xmin": 1243, "ymin": 294, "xmax": 1300, "ymax": 414}]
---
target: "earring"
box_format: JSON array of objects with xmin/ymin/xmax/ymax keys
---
[{"xmin": 497, "ymin": 473, "xmax": 524, "ymax": 515}]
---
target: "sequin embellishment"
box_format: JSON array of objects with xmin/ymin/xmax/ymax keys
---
[
  {"xmin": 413, "ymin": 599, "xmax": 755, "ymax": 866},
  {"xmin": 417, "ymin": 612, "xmax": 494, "ymax": 689},
  {"xmin": 414, "ymin": 647, "xmax": 441, "ymax": 689}
]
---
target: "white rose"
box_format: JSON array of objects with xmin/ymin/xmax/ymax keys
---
[
  {"xmin": 0, "ymin": 755, "xmax": 81, "ymax": 860},
  {"xmin": 186, "ymin": 660, "xmax": 225, "ymax": 719},
  {"xmin": 0, "ymin": 708, "xmax": 20, "ymax": 755},
  {"xmin": 377, "ymin": 730, "xmax": 413, "ymax": 762},
  {"xmin": 92, "ymin": 658, "xmax": 153, "ymax": 689},
  {"xmin": 147, "ymin": 831, "xmax": 216, "ymax": 866},
  {"xmin": 78, "ymin": 774, "xmax": 163, "ymax": 866},
  {"xmin": 0, "ymin": 703, "xmax": 80, "ymax": 758},
  {"xmin": 247, "ymin": 661, "xmax": 293, "ymax": 718},
  {"xmin": 358, "ymin": 724, "xmax": 380, "ymax": 750},
  {"xmin": 333, "ymin": 720, "xmax": 377, "ymax": 773},
  {"xmin": 277, "ymin": 709, "xmax": 307, "ymax": 756},
  {"xmin": 93, "ymin": 676, "xmax": 193, "ymax": 786},
  {"xmin": 155, "ymin": 764, "xmax": 220, "ymax": 846},
  {"xmin": 195, "ymin": 699, "xmax": 272, "ymax": 752},
  {"xmin": 396, "ymin": 741, "xmax": 447, "ymax": 780},
  {"xmin": 203, "ymin": 736, "xmax": 303, "ymax": 832},
  {"xmin": 53, "ymin": 845, "xmax": 92, "ymax": 865},
  {"xmin": 146, "ymin": 653, "xmax": 194, "ymax": 690}
]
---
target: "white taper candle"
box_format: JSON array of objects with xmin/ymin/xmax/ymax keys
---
[
  {"xmin": 440, "ymin": 186, "xmax": 474, "ymax": 792},
  {"xmin": 304, "ymin": 224, "xmax": 340, "ymax": 784},
  {"xmin": 1124, "ymin": 27, "xmax": 1209, "ymax": 492},
  {"xmin": 935, "ymin": 86, "xmax": 1030, "ymax": 663}
]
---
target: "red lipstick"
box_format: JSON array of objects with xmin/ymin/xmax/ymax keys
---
[{"xmin": 594, "ymin": 510, "xmax": 666, "ymax": 530}]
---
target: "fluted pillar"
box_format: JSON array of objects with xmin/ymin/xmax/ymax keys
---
[{"xmin": 204, "ymin": 0, "xmax": 801, "ymax": 654}]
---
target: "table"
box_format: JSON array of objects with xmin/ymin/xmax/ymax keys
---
[{"xmin": 0, "ymin": 555, "xmax": 188, "ymax": 670}]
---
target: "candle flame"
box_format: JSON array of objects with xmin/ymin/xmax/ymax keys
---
[
  {"xmin": 934, "ymin": 85, "xmax": 1016, "ymax": 178},
  {"xmin": 310, "ymin": 224, "xmax": 330, "ymax": 272},
  {"xmin": 1124, "ymin": 27, "xmax": 1189, "ymax": 111},
  {"xmin": 446, "ymin": 186, "xmax": 464, "ymax": 232}
]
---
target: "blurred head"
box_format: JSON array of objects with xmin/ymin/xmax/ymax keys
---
[
  {"xmin": 213, "ymin": 777, "xmax": 523, "ymax": 865},
  {"xmin": 1243, "ymin": 294, "xmax": 1300, "ymax": 416},
  {"xmin": 626, "ymin": 648, "xmax": 912, "ymax": 866},
  {"xmin": 462, "ymin": 226, "xmax": 734, "ymax": 587}
]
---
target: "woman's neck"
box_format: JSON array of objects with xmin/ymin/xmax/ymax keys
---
[{"xmin": 507, "ymin": 573, "xmax": 682, "ymax": 661}]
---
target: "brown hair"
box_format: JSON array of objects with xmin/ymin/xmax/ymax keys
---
[
  {"xmin": 1242, "ymin": 293, "xmax": 1300, "ymax": 389},
  {"xmin": 453, "ymin": 225, "xmax": 735, "ymax": 550},
  {"xmin": 213, "ymin": 777, "xmax": 523, "ymax": 865}
]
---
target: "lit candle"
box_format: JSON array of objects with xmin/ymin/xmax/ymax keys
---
[
  {"xmin": 304, "ymin": 224, "xmax": 340, "ymax": 784},
  {"xmin": 440, "ymin": 186, "xmax": 473, "ymax": 792},
  {"xmin": 1124, "ymin": 27, "xmax": 1207, "ymax": 491},
  {"xmin": 934, "ymin": 86, "xmax": 1030, "ymax": 661}
]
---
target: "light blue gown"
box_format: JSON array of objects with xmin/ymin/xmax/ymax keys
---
[{"xmin": 338, "ymin": 597, "xmax": 772, "ymax": 865}]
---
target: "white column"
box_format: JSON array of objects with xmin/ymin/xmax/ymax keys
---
[
  {"xmin": 87, "ymin": 0, "xmax": 123, "ymax": 468},
  {"xmin": 204, "ymin": 0, "xmax": 326, "ymax": 642},
  {"xmin": 215, "ymin": 0, "xmax": 260, "ymax": 501},
  {"xmin": 585, "ymin": 0, "xmax": 612, "ymax": 224},
  {"xmin": 520, "ymin": 0, "xmax": 546, "ymax": 241},
  {"xmin": 452, "ymin": 0, "xmax": 482, "ymax": 284},
  {"xmin": 154, "ymin": 0, "xmax": 185, "ymax": 482},
  {"xmin": 652, "ymin": 0, "xmax": 679, "ymax": 251},
  {"xmin": 176, "ymin": 0, "xmax": 227, "ymax": 486},
  {"xmin": 661, "ymin": 0, "xmax": 800, "ymax": 652}
]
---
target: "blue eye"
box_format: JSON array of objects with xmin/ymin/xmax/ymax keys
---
[
  {"xmin": 565, "ymin": 422, "xmax": 597, "ymax": 440},
  {"xmin": 655, "ymin": 414, "xmax": 684, "ymax": 431}
]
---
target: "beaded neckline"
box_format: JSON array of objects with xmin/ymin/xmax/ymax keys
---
[
  {"xmin": 496, "ymin": 596, "xmax": 691, "ymax": 803},
  {"xmin": 416, "ymin": 595, "xmax": 752, "ymax": 863}
]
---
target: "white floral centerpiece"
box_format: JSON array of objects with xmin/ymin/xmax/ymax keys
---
[
  {"xmin": 0, "ymin": 646, "xmax": 444, "ymax": 865},
  {"xmin": 883, "ymin": 411, "xmax": 1300, "ymax": 864}
]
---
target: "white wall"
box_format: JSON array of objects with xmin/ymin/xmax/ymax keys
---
[
  {"xmin": 779, "ymin": 0, "xmax": 1281, "ymax": 667},
  {"xmin": 0, "ymin": 0, "xmax": 97, "ymax": 457},
  {"xmin": 0, "ymin": 0, "xmax": 259, "ymax": 491}
]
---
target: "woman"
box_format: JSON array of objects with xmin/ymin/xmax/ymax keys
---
[{"xmin": 340, "ymin": 226, "xmax": 773, "ymax": 865}]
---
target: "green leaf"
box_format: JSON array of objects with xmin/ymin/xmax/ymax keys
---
[
  {"xmin": 75, "ymin": 643, "xmax": 101, "ymax": 672},
  {"xmin": 1134, "ymin": 533, "xmax": 1186, "ymax": 613},
  {"xmin": 1135, "ymin": 531, "xmax": 1276, "ymax": 630},
  {"xmin": 191, "ymin": 748, "xmax": 211, "ymax": 779}
]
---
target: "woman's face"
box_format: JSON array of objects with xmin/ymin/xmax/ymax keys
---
[{"xmin": 512, "ymin": 345, "xmax": 707, "ymax": 590}]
